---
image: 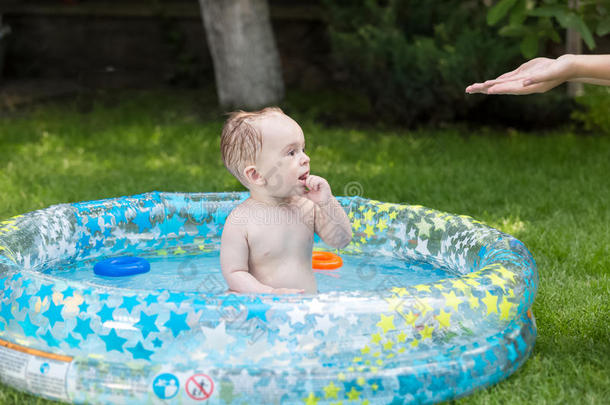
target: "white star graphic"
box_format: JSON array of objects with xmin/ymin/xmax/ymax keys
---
[{"xmin": 200, "ymin": 321, "xmax": 236, "ymax": 353}]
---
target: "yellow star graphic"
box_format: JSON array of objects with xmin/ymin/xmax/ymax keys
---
[
  {"xmin": 435, "ymin": 309, "xmax": 452, "ymax": 328},
  {"xmin": 361, "ymin": 345, "xmax": 371, "ymax": 355},
  {"xmin": 481, "ymin": 291, "xmax": 499, "ymax": 315},
  {"xmin": 421, "ymin": 325, "xmax": 434, "ymax": 340},
  {"xmin": 383, "ymin": 340, "xmax": 394, "ymax": 351},
  {"xmin": 431, "ymin": 215, "xmax": 446, "ymax": 231},
  {"xmin": 352, "ymin": 218, "xmax": 361, "ymax": 230},
  {"xmin": 417, "ymin": 219, "xmax": 432, "ymax": 237},
  {"xmin": 414, "ymin": 284, "xmax": 431, "ymax": 292},
  {"xmin": 410, "ymin": 338, "xmax": 419, "ymax": 347},
  {"xmin": 377, "ymin": 314, "xmax": 396, "ymax": 334},
  {"xmin": 376, "ymin": 218, "xmax": 388, "ymax": 232},
  {"xmin": 464, "ymin": 277, "xmax": 480, "ymax": 287},
  {"xmin": 468, "ymin": 294, "xmax": 480, "ymax": 309},
  {"xmin": 303, "ymin": 392, "xmax": 320, "ymax": 405},
  {"xmin": 389, "ymin": 211, "xmax": 398, "ymax": 220},
  {"xmin": 495, "ymin": 266, "xmax": 517, "ymax": 284},
  {"xmin": 348, "ymin": 211, "xmax": 354, "ymax": 219},
  {"xmin": 499, "ymin": 297, "xmax": 513, "ymax": 320},
  {"xmin": 397, "ymin": 331, "xmax": 407, "ymax": 343},
  {"xmin": 364, "ymin": 224, "xmax": 375, "ymax": 239},
  {"xmin": 487, "ymin": 273, "xmax": 508, "ymax": 290},
  {"xmin": 371, "ymin": 333, "xmax": 382, "ymax": 344},
  {"xmin": 391, "ymin": 287, "xmax": 408, "ymax": 296},
  {"xmin": 432, "ymin": 283, "xmax": 445, "ymax": 291},
  {"xmin": 323, "ymin": 382, "xmax": 340, "ymax": 399},
  {"xmin": 346, "ymin": 387, "xmax": 361, "ymax": 401},
  {"xmin": 401, "ymin": 310, "xmax": 418, "ymax": 325},
  {"xmin": 363, "ymin": 210, "xmax": 375, "ymax": 223},
  {"xmin": 378, "ymin": 203, "xmax": 392, "ymax": 212},
  {"xmin": 452, "ymin": 279, "xmax": 469, "ymax": 293},
  {"xmin": 442, "ymin": 291, "xmax": 462, "ymax": 312}
]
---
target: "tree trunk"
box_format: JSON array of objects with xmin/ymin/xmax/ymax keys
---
[
  {"xmin": 199, "ymin": 0, "xmax": 285, "ymax": 109},
  {"xmin": 566, "ymin": 0, "xmax": 583, "ymax": 97}
]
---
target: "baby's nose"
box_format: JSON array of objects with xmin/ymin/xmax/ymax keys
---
[{"xmin": 301, "ymin": 153, "xmax": 310, "ymax": 165}]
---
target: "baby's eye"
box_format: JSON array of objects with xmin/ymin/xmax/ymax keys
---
[{"xmin": 288, "ymin": 150, "xmax": 295, "ymax": 156}]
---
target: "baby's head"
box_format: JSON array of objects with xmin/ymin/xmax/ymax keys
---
[{"xmin": 221, "ymin": 107, "xmax": 310, "ymax": 198}]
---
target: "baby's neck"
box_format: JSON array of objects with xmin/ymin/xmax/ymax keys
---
[{"xmin": 248, "ymin": 191, "xmax": 297, "ymax": 207}]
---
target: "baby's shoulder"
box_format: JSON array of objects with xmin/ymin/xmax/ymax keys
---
[{"xmin": 225, "ymin": 201, "xmax": 252, "ymax": 229}]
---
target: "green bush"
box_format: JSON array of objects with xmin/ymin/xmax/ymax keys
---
[
  {"xmin": 322, "ymin": 0, "xmax": 528, "ymax": 126},
  {"xmin": 572, "ymin": 85, "xmax": 610, "ymax": 134}
]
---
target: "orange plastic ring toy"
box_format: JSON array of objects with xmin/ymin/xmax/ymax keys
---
[{"xmin": 312, "ymin": 251, "xmax": 343, "ymax": 270}]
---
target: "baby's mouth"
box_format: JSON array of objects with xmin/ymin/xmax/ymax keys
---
[{"xmin": 298, "ymin": 172, "xmax": 309, "ymax": 181}]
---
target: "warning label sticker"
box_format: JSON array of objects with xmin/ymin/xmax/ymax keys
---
[
  {"xmin": 0, "ymin": 338, "xmax": 72, "ymax": 402},
  {"xmin": 185, "ymin": 373, "xmax": 214, "ymax": 401}
]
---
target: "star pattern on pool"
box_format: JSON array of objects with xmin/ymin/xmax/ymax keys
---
[{"xmin": 0, "ymin": 192, "xmax": 537, "ymax": 404}]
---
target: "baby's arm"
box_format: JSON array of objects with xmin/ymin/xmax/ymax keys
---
[
  {"xmin": 220, "ymin": 211, "xmax": 304, "ymax": 294},
  {"xmin": 302, "ymin": 175, "xmax": 352, "ymax": 249}
]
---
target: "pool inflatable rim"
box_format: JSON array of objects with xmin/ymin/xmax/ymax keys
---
[{"xmin": 0, "ymin": 191, "xmax": 538, "ymax": 405}]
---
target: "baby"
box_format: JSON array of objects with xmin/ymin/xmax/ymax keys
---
[{"xmin": 219, "ymin": 107, "xmax": 352, "ymax": 294}]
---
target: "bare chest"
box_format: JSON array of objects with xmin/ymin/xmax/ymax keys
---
[{"xmin": 245, "ymin": 205, "xmax": 314, "ymax": 261}]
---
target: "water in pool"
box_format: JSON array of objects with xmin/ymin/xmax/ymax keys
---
[{"xmin": 42, "ymin": 244, "xmax": 457, "ymax": 294}]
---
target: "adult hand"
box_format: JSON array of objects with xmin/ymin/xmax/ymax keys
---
[{"xmin": 465, "ymin": 56, "xmax": 574, "ymax": 95}]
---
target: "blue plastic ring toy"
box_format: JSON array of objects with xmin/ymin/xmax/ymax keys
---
[{"xmin": 93, "ymin": 256, "xmax": 150, "ymax": 277}]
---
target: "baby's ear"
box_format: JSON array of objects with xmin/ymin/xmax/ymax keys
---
[{"xmin": 243, "ymin": 165, "xmax": 266, "ymax": 187}]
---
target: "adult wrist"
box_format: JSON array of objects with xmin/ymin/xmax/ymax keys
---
[{"xmin": 559, "ymin": 54, "xmax": 580, "ymax": 80}]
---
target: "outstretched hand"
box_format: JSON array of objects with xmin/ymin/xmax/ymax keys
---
[{"xmin": 466, "ymin": 57, "xmax": 572, "ymax": 95}]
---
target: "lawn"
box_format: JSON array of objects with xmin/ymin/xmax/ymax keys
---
[{"xmin": 0, "ymin": 90, "xmax": 608, "ymax": 404}]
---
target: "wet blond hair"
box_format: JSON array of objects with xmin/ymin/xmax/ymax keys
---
[{"xmin": 220, "ymin": 107, "xmax": 284, "ymax": 186}]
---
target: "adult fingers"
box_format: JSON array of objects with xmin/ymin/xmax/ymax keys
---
[
  {"xmin": 486, "ymin": 80, "xmax": 544, "ymax": 95},
  {"xmin": 466, "ymin": 82, "xmax": 493, "ymax": 93}
]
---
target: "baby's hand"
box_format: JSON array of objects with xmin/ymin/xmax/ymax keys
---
[
  {"xmin": 301, "ymin": 175, "xmax": 332, "ymax": 205},
  {"xmin": 271, "ymin": 287, "xmax": 305, "ymax": 294}
]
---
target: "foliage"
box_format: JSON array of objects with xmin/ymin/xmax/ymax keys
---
[
  {"xmin": 322, "ymin": 0, "xmax": 524, "ymax": 126},
  {"xmin": 487, "ymin": 0, "xmax": 610, "ymax": 58},
  {"xmin": 0, "ymin": 91, "xmax": 609, "ymax": 403},
  {"xmin": 572, "ymin": 84, "xmax": 610, "ymax": 133}
]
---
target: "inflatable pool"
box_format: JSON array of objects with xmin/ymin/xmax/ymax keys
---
[{"xmin": 0, "ymin": 192, "xmax": 537, "ymax": 404}]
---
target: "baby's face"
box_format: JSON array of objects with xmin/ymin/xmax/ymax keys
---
[{"xmin": 254, "ymin": 113, "xmax": 310, "ymax": 198}]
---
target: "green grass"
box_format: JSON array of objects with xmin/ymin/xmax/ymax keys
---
[{"xmin": 0, "ymin": 90, "xmax": 609, "ymax": 404}]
